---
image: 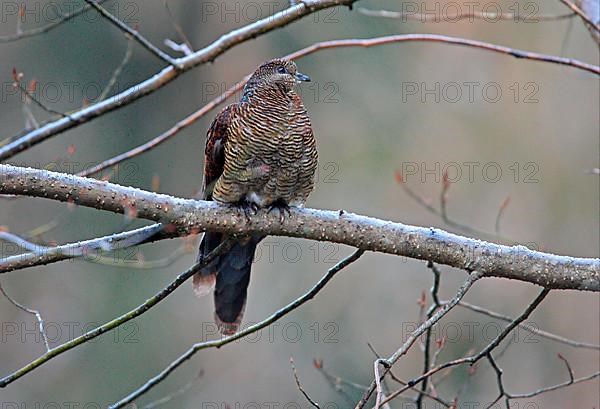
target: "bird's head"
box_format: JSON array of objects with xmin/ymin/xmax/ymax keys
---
[{"xmin": 244, "ymin": 59, "xmax": 311, "ymax": 93}]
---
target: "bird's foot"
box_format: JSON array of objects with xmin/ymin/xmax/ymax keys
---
[
  {"xmin": 237, "ymin": 199, "xmax": 259, "ymax": 221},
  {"xmin": 267, "ymin": 200, "xmax": 291, "ymax": 223}
]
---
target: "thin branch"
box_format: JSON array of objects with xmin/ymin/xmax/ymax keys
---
[
  {"xmin": 143, "ymin": 370, "xmax": 203, "ymax": 409},
  {"xmin": 12, "ymin": 75, "xmax": 69, "ymax": 119},
  {"xmin": 474, "ymin": 289, "xmax": 551, "ymax": 359},
  {"xmin": 439, "ymin": 171, "xmax": 451, "ymax": 232},
  {"xmin": 282, "ymin": 35, "xmax": 600, "ymax": 75},
  {"xmin": 82, "ymin": 0, "xmax": 176, "ymax": 67},
  {"xmin": 315, "ymin": 360, "xmax": 368, "ymax": 405},
  {"xmin": 486, "ymin": 354, "xmax": 510, "ymax": 409},
  {"xmin": 509, "ymin": 371, "xmax": 599, "ymax": 399},
  {"xmin": 0, "ymin": 282, "xmax": 50, "ymax": 352},
  {"xmin": 486, "ymin": 348, "xmax": 589, "ymax": 406},
  {"xmin": 0, "ymin": 0, "xmax": 357, "ymax": 161},
  {"xmin": 0, "ymin": 239, "xmax": 234, "ymax": 388},
  {"xmin": 89, "ymin": 243, "xmax": 190, "ymax": 269},
  {"xmin": 0, "ymin": 230, "xmax": 47, "ymax": 252},
  {"xmin": 395, "ymin": 173, "xmax": 505, "ymax": 242},
  {"xmin": 416, "ymin": 261, "xmax": 442, "ymax": 408},
  {"xmin": 291, "ymin": 357, "xmax": 320, "ymax": 408},
  {"xmin": 80, "ymin": 33, "xmax": 600, "ymax": 177},
  {"xmin": 0, "ymin": 0, "xmax": 111, "ymax": 43},
  {"xmin": 0, "ymin": 223, "xmax": 173, "ymax": 273},
  {"xmin": 358, "ymin": 7, "xmax": 576, "ymax": 22},
  {"xmin": 98, "ymin": 34, "xmax": 135, "ymax": 101},
  {"xmin": 366, "ymin": 343, "xmax": 451, "ymax": 407},
  {"xmin": 375, "ymin": 289, "xmax": 551, "ymax": 407},
  {"xmin": 557, "ymin": 353, "xmax": 575, "ymax": 383},
  {"xmin": 78, "ymin": 77, "xmax": 247, "ymax": 177},
  {"xmin": 558, "ymin": 0, "xmax": 600, "ymax": 32},
  {"xmin": 109, "ymin": 249, "xmax": 364, "ymax": 408},
  {"xmin": 163, "ymin": 0, "xmax": 193, "ymax": 54},
  {"xmin": 358, "ymin": 271, "xmax": 484, "ymax": 408},
  {"xmin": 494, "ymin": 196, "xmax": 510, "ymax": 236},
  {"xmin": 1, "ymin": 164, "xmax": 598, "ymax": 291},
  {"xmin": 455, "ymin": 300, "xmax": 600, "ymax": 350}
]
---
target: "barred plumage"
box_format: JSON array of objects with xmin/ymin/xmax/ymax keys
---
[{"xmin": 194, "ymin": 59, "xmax": 318, "ymax": 335}]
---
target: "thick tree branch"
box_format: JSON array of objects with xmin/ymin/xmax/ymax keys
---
[{"xmin": 1, "ymin": 164, "xmax": 598, "ymax": 291}]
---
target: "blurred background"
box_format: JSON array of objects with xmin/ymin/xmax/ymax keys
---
[{"xmin": 1, "ymin": 0, "xmax": 598, "ymax": 407}]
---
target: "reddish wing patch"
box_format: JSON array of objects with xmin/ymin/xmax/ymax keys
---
[{"xmin": 203, "ymin": 104, "xmax": 237, "ymax": 199}]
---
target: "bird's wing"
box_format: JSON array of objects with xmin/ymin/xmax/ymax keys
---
[{"xmin": 202, "ymin": 104, "xmax": 237, "ymax": 200}]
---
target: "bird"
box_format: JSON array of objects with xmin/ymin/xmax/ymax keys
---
[{"xmin": 194, "ymin": 58, "xmax": 318, "ymax": 335}]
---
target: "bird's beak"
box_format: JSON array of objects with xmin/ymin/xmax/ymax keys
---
[{"xmin": 295, "ymin": 72, "xmax": 311, "ymax": 82}]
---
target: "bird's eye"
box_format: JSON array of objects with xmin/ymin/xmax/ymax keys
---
[{"xmin": 277, "ymin": 66, "xmax": 287, "ymax": 74}]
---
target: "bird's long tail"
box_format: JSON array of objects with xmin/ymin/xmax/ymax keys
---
[{"xmin": 193, "ymin": 231, "xmax": 262, "ymax": 335}]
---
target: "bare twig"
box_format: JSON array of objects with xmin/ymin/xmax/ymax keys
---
[
  {"xmin": 78, "ymin": 77, "xmax": 247, "ymax": 177},
  {"xmin": 486, "ymin": 354, "xmax": 510, "ymax": 409},
  {"xmin": 315, "ymin": 359, "xmax": 367, "ymax": 405},
  {"xmin": 98, "ymin": 34, "xmax": 135, "ymax": 101},
  {"xmin": 12, "ymin": 73, "xmax": 69, "ymax": 119},
  {"xmin": 0, "ymin": 239, "xmax": 234, "ymax": 388},
  {"xmin": 375, "ymin": 289, "xmax": 551, "ymax": 407},
  {"xmin": 558, "ymin": 0, "xmax": 600, "ymax": 32},
  {"xmin": 0, "ymin": 223, "xmax": 172, "ymax": 273},
  {"xmin": 366, "ymin": 343, "xmax": 451, "ymax": 407},
  {"xmin": 1, "ymin": 164, "xmax": 598, "ymax": 291},
  {"xmin": 0, "ymin": 0, "xmax": 111, "ymax": 43},
  {"xmin": 82, "ymin": 0, "xmax": 176, "ymax": 67},
  {"xmin": 0, "ymin": 282, "xmax": 50, "ymax": 351},
  {"xmin": 358, "ymin": 7, "xmax": 575, "ymax": 22},
  {"xmin": 283, "ymin": 35, "xmax": 600, "ymax": 75},
  {"xmin": 455, "ymin": 301, "xmax": 600, "ymax": 350},
  {"xmin": 163, "ymin": 0, "xmax": 193, "ymax": 54},
  {"xmin": 486, "ymin": 348, "xmax": 588, "ymax": 407},
  {"xmin": 395, "ymin": 172, "xmax": 509, "ymax": 243},
  {"xmin": 79, "ymin": 34, "xmax": 600, "ymax": 178},
  {"xmin": 291, "ymin": 357, "xmax": 320, "ymax": 408},
  {"xmin": 358, "ymin": 271, "xmax": 484, "ymax": 408},
  {"xmin": 0, "ymin": 0, "xmax": 357, "ymax": 161},
  {"xmin": 109, "ymin": 249, "xmax": 364, "ymax": 408},
  {"xmin": 143, "ymin": 370, "xmax": 204, "ymax": 409},
  {"xmin": 509, "ymin": 371, "xmax": 599, "ymax": 398},
  {"xmin": 416, "ymin": 261, "xmax": 442, "ymax": 408},
  {"xmin": 0, "ymin": 230, "xmax": 48, "ymax": 252},
  {"xmin": 495, "ymin": 196, "xmax": 511, "ymax": 236}
]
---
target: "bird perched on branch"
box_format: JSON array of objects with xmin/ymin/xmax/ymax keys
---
[{"xmin": 194, "ymin": 59, "xmax": 318, "ymax": 335}]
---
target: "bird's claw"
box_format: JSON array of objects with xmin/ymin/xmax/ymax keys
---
[
  {"xmin": 268, "ymin": 201, "xmax": 291, "ymax": 223},
  {"xmin": 237, "ymin": 200, "xmax": 258, "ymax": 221}
]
